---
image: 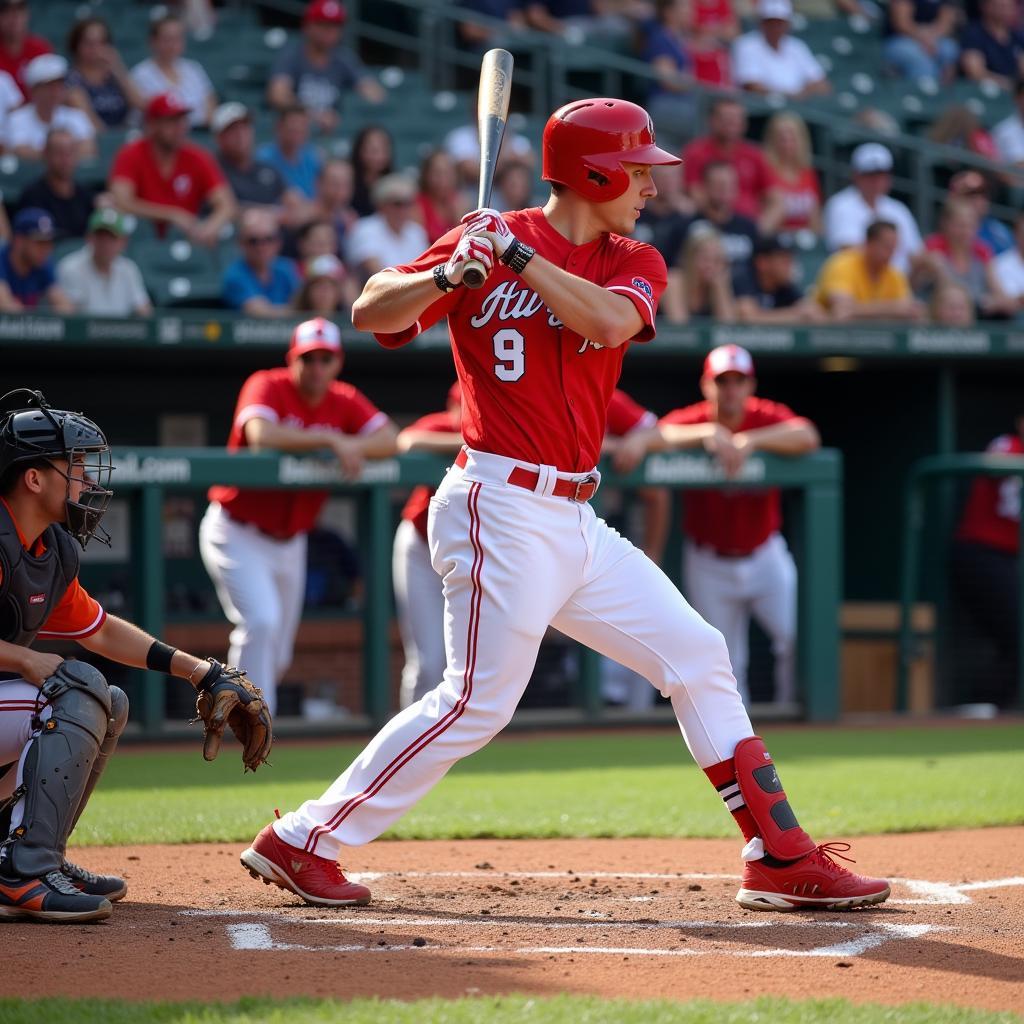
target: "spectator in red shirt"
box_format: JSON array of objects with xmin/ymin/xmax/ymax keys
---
[
  {"xmin": 0, "ymin": 0, "xmax": 51, "ymax": 99},
  {"xmin": 760, "ymin": 111, "xmax": 822, "ymax": 235},
  {"xmin": 682, "ymin": 98, "xmax": 778, "ymax": 222},
  {"xmin": 415, "ymin": 149, "xmax": 470, "ymax": 243},
  {"xmin": 654, "ymin": 344, "xmax": 820, "ymax": 705},
  {"xmin": 923, "ymin": 198, "xmax": 1016, "ymax": 318},
  {"xmin": 108, "ymin": 93, "xmax": 236, "ymax": 246},
  {"xmin": 952, "ymin": 416, "xmax": 1023, "ymax": 707}
]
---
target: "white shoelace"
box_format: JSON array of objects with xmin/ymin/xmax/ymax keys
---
[{"xmin": 45, "ymin": 870, "xmax": 85, "ymax": 896}]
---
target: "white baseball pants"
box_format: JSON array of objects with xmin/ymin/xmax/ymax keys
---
[
  {"xmin": 683, "ymin": 533, "xmax": 797, "ymax": 705},
  {"xmin": 0, "ymin": 681, "xmax": 52, "ymax": 811},
  {"xmin": 274, "ymin": 448, "xmax": 754, "ymax": 859},
  {"xmin": 198, "ymin": 503, "xmax": 308, "ymax": 716},
  {"xmin": 392, "ymin": 519, "xmax": 447, "ymax": 709}
]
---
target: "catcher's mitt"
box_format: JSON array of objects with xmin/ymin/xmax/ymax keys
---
[{"xmin": 194, "ymin": 658, "xmax": 273, "ymax": 772}]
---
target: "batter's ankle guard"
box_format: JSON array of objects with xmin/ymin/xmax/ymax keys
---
[
  {"xmin": 0, "ymin": 661, "xmax": 111, "ymax": 879},
  {"xmin": 733, "ymin": 736, "xmax": 815, "ymax": 862}
]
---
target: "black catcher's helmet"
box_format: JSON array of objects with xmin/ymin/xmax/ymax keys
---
[{"xmin": 0, "ymin": 389, "xmax": 114, "ymax": 548}]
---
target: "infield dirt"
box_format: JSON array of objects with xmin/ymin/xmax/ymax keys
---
[{"xmin": 3, "ymin": 828, "xmax": 1021, "ymax": 1012}]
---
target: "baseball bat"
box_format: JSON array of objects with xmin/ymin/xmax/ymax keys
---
[{"xmin": 462, "ymin": 47, "xmax": 514, "ymax": 289}]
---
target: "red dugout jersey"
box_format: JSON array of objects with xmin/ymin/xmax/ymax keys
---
[
  {"xmin": 209, "ymin": 368, "xmax": 387, "ymax": 539},
  {"xmin": 375, "ymin": 207, "xmax": 668, "ymax": 473},
  {"xmin": 0, "ymin": 498, "xmax": 106, "ymax": 641},
  {"xmin": 956, "ymin": 434, "xmax": 1023, "ymax": 554},
  {"xmin": 660, "ymin": 396, "xmax": 805, "ymax": 554}
]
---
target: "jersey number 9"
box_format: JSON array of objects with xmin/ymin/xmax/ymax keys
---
[{"xmin": 493, "ymin": 328, "xmax": 525, "ymax": 382}]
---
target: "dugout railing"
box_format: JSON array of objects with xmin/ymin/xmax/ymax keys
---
[
  {"xmin": 898, "ymin": 453, "xmax": 1024, "ymax": 712},
  {"xmin": 106, "ymin": 446, "xmax": 842, "ymax": 737}
]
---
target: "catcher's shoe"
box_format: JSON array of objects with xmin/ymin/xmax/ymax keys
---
[
  {"xmin": 63, "ymin": 859, "xmax": 128, "ymax": 902},
  {"xmin": 737, "ymin": 842, "xmax": 890, "ymax": 911},
  {"xmin": 0, "ymin": 870, "xmax": 113, "ymax": 923},
  {"xmin": 241, "ymin": 823, "xmax": 371, "ymax": 907}
]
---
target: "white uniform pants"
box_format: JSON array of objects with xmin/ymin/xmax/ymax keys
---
[
  {"xmin": 392, "ymin": 519, "xmax": 447, "ymax": 709},
  {"xmin": 683, "ymin": 533, "xmax": 797, "ymax": 705},
  {"xmin": 275, "ymin": 449, "xmax": 753, "ymax": 858},
  {"xmin": 0, "ymin": 681, "xmax": 53, "ymax": 837},
  {"xmin": 198, "ymin": 503, "xmax": 308, "ymax": 716}
]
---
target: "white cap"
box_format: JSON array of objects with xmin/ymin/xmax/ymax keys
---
[
  {"xmin": 851, "ymin": 142, "xmax": 893, "ymax": 173},
  {"xmin": 24, "ymin": 54, "xmax": 69, "ymax": 88},
  {"xmin": 758, "ymin": 0, "xmax": 792, "ymax": 18},
  {"xmin": 287, "ymin": 317, "xmax": 342, "ymax": 360},
  {"xmin": 703, "ymin": 344, "xmax": 755, "ymax": 380},
  {"xmin": 211, "ymin": 101, "xmax": 250, "ymax": 135},
  {"xmin": 306, "ymin": 253, "xmax": 345, "ymax": 280}
]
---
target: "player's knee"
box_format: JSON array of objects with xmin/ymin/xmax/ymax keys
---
[{"xmin": 108, "ymin": 685, "xmax": 130, "ymax": 736}]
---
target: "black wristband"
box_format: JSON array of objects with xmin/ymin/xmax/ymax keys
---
[
  {"xmin": 146, "ymin": 640, "xmax": 177, "ymax": 674},
  {"xmin": 433, "ymin": 263, "xmax": 456, "ymax": 293},
  {"xmin": 500, "ymin": 238, "xmax": 535, "ymax": 275},
  {"xmin": 195, "ymin": 657, "xmax": 222, "ymax": 692}
]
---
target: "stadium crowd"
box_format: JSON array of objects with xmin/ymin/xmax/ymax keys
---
[{"xmin": 0, "ymin": 0, "xmax": 1022, "ymax": 323}]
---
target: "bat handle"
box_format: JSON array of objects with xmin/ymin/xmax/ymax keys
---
[{"xmin": 462, "ymin": 259, "xmax": 487, "ymax": 289}]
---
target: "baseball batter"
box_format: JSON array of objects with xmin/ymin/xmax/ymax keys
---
[
  {"xmin": 242, "ymin": 98, "xmax": 889, "ymax": 912},
  {"xmin": 199, "ymin": 318, "xmax": 398, "ymax": 715},
  {"xmin": 657, "ymin": 344, "xmax": 820, "ymax": 705},
  {"xmin": 0, "ymin": 390, "xmax": 271, "ymax": 924}
]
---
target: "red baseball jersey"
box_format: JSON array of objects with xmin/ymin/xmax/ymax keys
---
[
  {"xmin": 375, "ymin": 207, "xmax": 667, "ymax": 473},
  {"xmin": 400, "ymin": 410, "xmax": 463, "ymax": 540},
  {"xmin": 0, "ymin": 498, "xmax": 106, "ymax": 641},
  {"xmin": 660, "ymin": 396, "xmax": 804, "ymax": 554},
  {"xmin": 110, "ymin": 138, "xmax": 226, "ymax": 221},
  {"xmin": 956, "ymin": 434, "xmax": 1023, "ymax": 554},
  {"xmin": 208, "ymin": 368, "xmax": 387, "ymax": 538}
]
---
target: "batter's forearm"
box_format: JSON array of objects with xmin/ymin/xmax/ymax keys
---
[
  {"xmin": 352, "ymin": 270, "xmax": 440, "ymax": 333},
  {"xmin": 519, "ymin": 255, "xmax": 643, "ymax": 348}
]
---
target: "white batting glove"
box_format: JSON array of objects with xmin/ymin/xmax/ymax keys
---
[
  {"xmin": 461, "ymin": 208, "xmax": 514, "ymax": 259},
  {"xmin": 442, "ymin": 233, "xmax": 495, "ymax": 286}
]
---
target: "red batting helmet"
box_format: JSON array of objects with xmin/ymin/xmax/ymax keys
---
[{"xmin": 542, "ymin": 98, "xmax": 681, "ymax": 203}]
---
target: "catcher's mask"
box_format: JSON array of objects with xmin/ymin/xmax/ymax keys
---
[{"xmin": 0, "ymin": 389, "xmax": 114, "ymax": 549}]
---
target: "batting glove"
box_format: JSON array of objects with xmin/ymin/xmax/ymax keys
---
[
  {"xmin": 461, "ymin": 208, "xmax": 514, "ymax": 259},
  {"xmin": 440, "ymin": 233, "xmax": 495, "ymax": 287}
]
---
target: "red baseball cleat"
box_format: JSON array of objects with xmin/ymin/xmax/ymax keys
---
[
  {"xmin": 736, "ymin": 842, "xmax": 891, "ymax": 911},
  {"xmin": 240, "ymin": 823, "xmax": 371, "ymax": 907}
]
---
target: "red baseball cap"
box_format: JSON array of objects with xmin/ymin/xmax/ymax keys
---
[
  {"xmin": 304, "ymin": 0, "xmax": 347, "ymax": 24},
  {"xmin": 146, "ymin": 93, "xmax": 191, "ymax": 120},
  {"xmin": 702, "ymin": 344, "xmax": 755, "ymax": 380},
  {"xmin": 287, "ymin": 317, "xmax": 343, "ymax": 361}
]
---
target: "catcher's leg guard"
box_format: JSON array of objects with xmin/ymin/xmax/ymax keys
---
[
  {"xmin": 67, "ymin": 685, "xmax": 128, "ymax": 840},
  {"xmin": 732, "ymin": 736, "xmax": 815, "ymax": 862},
  {"xmin": 1, "ymin": 661, "xmax": 111, "ymax": 879}
]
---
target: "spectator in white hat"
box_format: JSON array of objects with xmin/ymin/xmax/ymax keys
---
[
  {"xmin": 7, "ymin": 54, "xmax": 96, "ymax": 161},
  {"xmin": 731, "ymin": 0, "xmax": 830, "ymax": 98},
  {"xmin": 344, "ymin": 173, "xmax": 428, "ymax": 284},
  {"xmin": 822, "ymin": 143, "xmax": 924, "ymax": 274},
  {"xmin": 213, "ymin": 101, "xmax": 305, "ymax": 226}
]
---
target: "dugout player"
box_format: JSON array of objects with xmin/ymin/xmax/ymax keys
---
[
  {"xmin": 0, "ymin": 389, "xmax": 271, "ymax": 923},
  {"xmin": 199, "ymin": 318, "xmax": 398, "ymax": 716},
  {"xmin": 241, "ymin": 98, "xmax": 890, "ymax": 912},
  {"xmin": 657, "ymin": 344, "xmax": 820, "ymax": 705},
  {"xmin": 951, "ymin": 415, "xmax": 1023, "ymax": 709}
]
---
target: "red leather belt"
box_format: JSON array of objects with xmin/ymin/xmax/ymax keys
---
[{"xmin": 455, "ymin": 449, "xmax": 598, "ymax": 503}]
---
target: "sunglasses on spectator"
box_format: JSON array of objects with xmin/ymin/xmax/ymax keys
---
[
  {"xmin": 243, "ymin": 235, "xmax": 278, "ymax": 245},
  {"xmin": 298, "ymin": 351, "xmax": 336, "ymax": 364}
]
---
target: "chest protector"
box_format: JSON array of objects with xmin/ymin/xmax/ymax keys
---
[{"xmin": 0, "ymin": 502, "xmax": 79, "ymax": 647}]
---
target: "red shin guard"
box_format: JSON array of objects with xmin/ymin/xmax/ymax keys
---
[{"xmin": 732, "ymin": 736, "xmax": 815, "ymax": 861}]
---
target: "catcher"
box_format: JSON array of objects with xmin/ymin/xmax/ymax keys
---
[{"xmin": 0, "ymin": 389, "xmax": 272, "ymax": 923}]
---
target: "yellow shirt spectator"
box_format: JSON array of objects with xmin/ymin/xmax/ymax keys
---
[{"xmin": 815, "ymin": 247, "xmax": 910, "ymax": 310}]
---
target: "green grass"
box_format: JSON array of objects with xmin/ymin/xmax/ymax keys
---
[
  {"xmin": 75, "ymin": 724, "xmax": 1024, "ymax": 846},
  {"xmin": 0, "ymin": 998, "xmax": 1019, "ymax": 1024}
]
